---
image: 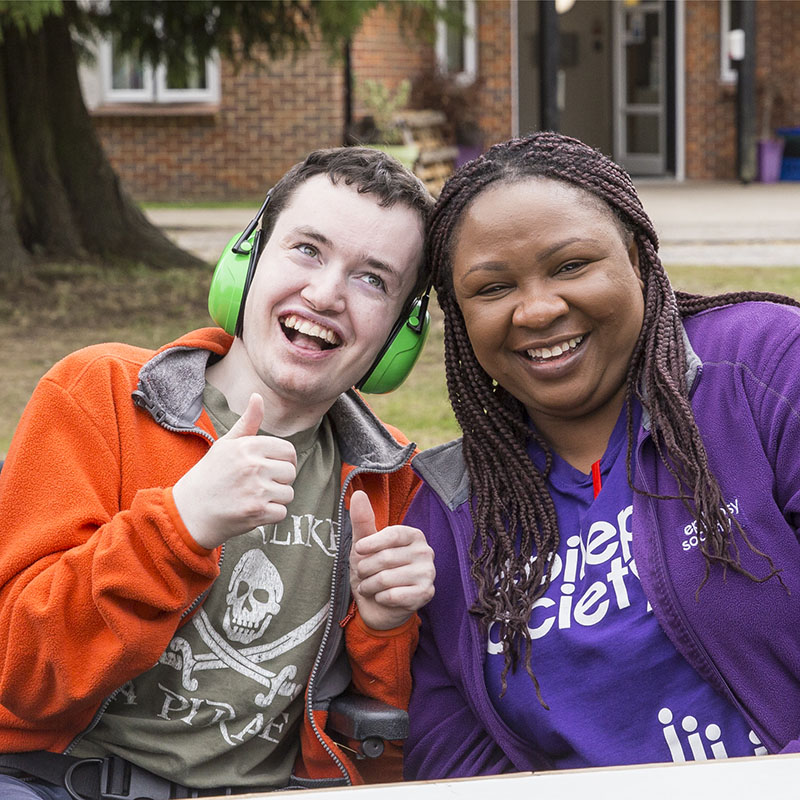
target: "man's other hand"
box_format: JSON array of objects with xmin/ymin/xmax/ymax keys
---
[{"xmin": 348, "ymin": 489, "xmax": 435, "ymax": 630}]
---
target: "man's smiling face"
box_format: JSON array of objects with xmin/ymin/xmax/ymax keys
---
[{"xmin": 234, "ymin": 174, "xmax": 424, "ymax": 418}]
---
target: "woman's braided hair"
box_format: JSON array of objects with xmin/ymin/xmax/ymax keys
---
[{"xmin": 428, "ymin": 131, "xmax": 798, "ymax": 698}]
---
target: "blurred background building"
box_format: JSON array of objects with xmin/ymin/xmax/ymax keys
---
[{"xmin": 77, "ymin": 0, "xmax": 800, "ymax": 202}]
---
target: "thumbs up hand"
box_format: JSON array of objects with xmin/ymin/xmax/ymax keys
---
[
  {"xmin": 348, "ymin": 490, "xmax": 435, "ymax": 630},
  {"xmin": 173, "ymin": 393, "xmax": 297, "ymax": 550}
]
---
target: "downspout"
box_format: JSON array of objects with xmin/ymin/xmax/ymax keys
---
[
  {"xmin": 539, "ymin": 0, "xmax": 560, "ymax": 131},
  {"xmin": 343, "ymin": 38, "xmax": 353, "ymax": 145},
  {"xmin": 511, "ymin": 0, "xmax": 519, "ymax": 138},
  {"xmin": 675, "ymin": 0, "xmax": 686, "ymax": 181},
  {"xmin": 736, "ymin": 0, "xmax": 757, "ymax": 183}
]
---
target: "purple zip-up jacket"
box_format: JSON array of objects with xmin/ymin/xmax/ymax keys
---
[{"xmin": 404, "ymin": 302, "xmax": 800, "ymax": 780}]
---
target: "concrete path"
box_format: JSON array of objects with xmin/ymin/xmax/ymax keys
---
[
  {"xmin": 636, "ymin": 180, "xmax": 800, "ymax": 267},
  {"xmin": 145, "ymin": 207, "xmax": 255, "ymax": 265},
  {"xmin": 146, "ymin": 179, "xmax": 800, "ymax": 268}
]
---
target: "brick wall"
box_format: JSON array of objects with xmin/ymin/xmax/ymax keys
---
[
  {"xmin": 94, "ymin": 8, "xmax": 437, "ymax": 202},
  {"xmin": 757, "ymin": 0, "xmax": 800, "ymax": 138},
  {"xmin": 350, "ymin": 4, "xmax": 436, "ymax": 122},
  {"xmin": 684, "ymin": 2, "xmax": 733, "ymax": 179},
  {"xmin": 684, "ymin": 0, "xmax": 800, "ymax": 180},
  {"xmin": 474, "ymin": 1, "xmax": 513, "ymax": 148},
  {"xmin": 94, "ymin": 40, "xmax": 344, "ymax": 202},
  {"xmin": 94, "ymin": 1, "xmax": 798, "ymax": 195},
  {"xmin": 90, "ymin": 4, "xmax": 514, "ymax": 203}
]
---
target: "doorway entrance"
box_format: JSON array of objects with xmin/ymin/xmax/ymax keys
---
[
  {"xmin": 613, "ymin": 0, "xmax": 666, "ymax": 175},
  {"xmin": 515, "ymin": 0, "xmax": 681, "ymax": 178}
]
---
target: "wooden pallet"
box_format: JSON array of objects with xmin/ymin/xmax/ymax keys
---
[{"xmin": 393, "ymin": 110, "xmax": 459, "ymax": 197}]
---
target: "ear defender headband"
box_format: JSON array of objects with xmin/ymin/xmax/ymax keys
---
[
  {"xmin": 207, "ymin": 191, "xmax": 430, "ymax": 394},
  {"xmin": 208, "ymin": 192, "xmax": 272, "ymax": 338}
]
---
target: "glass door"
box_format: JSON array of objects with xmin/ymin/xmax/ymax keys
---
[{"xmin": 613, "ymin": 0, "xmax": 666, "ymax": 175}]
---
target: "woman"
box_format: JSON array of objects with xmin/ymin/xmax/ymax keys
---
[{"xmin": 404, "ymin": 132, "xmax": 800, "ymax": 779}]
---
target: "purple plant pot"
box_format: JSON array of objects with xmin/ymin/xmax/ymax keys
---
[{"xmin": 758, "ymin": 138, "xmax": 785, "ymax": 183}]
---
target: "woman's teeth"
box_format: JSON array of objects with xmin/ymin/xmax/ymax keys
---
[{"xmin": 526, "ymin": 335, "xmax": 584, "ymax": 361}]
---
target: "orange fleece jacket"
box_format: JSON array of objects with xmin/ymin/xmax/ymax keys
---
[{"xmin": 0, "ymin": 328, "xmax": 420, "ymax": 785}]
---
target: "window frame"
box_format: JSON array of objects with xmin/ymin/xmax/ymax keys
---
[
  {"xmin": 98, "ymin": 37, "xmax": 220, "ymax": 105},
  {"xmin": 435, "ymin": 0, "xmax": 478, "ymax": 86}
]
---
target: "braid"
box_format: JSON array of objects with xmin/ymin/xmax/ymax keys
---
[{"xmin": 428, "ymin": 131, "xmax": 797, "ymax": 691}]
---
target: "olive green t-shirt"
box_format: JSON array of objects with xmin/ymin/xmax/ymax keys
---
[{"xmin": 73, "ymin": 383, "xmax": 341, "ymax": 790}]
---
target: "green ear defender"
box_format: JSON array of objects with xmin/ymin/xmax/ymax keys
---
[
  {"xmin": 207, "ymin": 191, "xmax": 430, "ymax": 394},
  {"xmin": 207, "ymin": 230, "xmax": 258, "ymax": 336},
  {"xmin": 355, "ymin": 293, "xmax": 430, "ymax": 394}
]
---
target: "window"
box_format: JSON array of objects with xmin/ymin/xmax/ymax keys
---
[
  {"xmin": 435, "ymin": 0, "xmax": 478, "ymax": 85},
  {"xmin": 98, "ymin": 34, "xmax": 220, "ymax": 104},
  {"xmin": 720, "ymin": 0, "xmax": 743, "ymax": 83}
]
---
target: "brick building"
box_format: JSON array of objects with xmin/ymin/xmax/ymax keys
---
[
  {"xmin": 80, "ymin": 5, "xmax": 432, "ymax": 202},
  {"xmin": 683, "ymin": 0, "xmax": 799, "ymax": 179},
  {"xmin": 79, "ymin": 0, "xmax": 800, "ymax": 202}
]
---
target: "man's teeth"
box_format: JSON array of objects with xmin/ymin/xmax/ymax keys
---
[
  {"xmin": 526, "ymin": 335, "xmax": 584, "ymax": 361},
  {"xmin": 282, "ymin": 314, "xmax": 340, "ymax": 345}
]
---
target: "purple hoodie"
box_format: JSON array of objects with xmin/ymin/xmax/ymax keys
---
[{"xmin": 404, "ymin": 301, "xmax": 800, "ymax": 780}]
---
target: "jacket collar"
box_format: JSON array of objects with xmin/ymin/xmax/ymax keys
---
[
  {"xmin": 640, "ymin": 318, "xmax": 702, "ymax": 431},
  {"xmin": 414, "ymin": 317, "xmax": 703, "ymax": 508},
  {"xmin": 133, "ymin": 328, "xmax": 415, "ymax": 470},
  {"xmin": 328, "ymin": 391, "xmax": 416, "ymax": 472},
  {"xmin": 412, "ymin": 438, "xmax": 469, "ymax": 511}
]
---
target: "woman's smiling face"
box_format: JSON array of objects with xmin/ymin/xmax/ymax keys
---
[{"xmin": 450, "ymin": 177, "xmax": 645, "ymax": 437}]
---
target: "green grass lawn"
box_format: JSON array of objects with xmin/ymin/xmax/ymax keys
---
[{"xmin": 2, "ymin": 262, "xmax": 799, "ymax": 459}]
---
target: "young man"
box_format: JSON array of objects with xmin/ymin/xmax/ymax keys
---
[{"xmin": 0, "ymin": 148, "xmax": 435, "ymax": 799}]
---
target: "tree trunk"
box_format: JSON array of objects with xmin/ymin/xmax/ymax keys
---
[
  {"xmin": 0, "ymin": 54, "xmax": 30, "ymax": 276},
  {"xmin": 0, "ymin": 164, "xmax": 29, "ymax": 278},
  {"xmin": 3, "ymin": 18, "xmax": 86, "ymax": 260},
  {"xmin": 0, "ymin": 7, "xmax": 205, "ymax": 274}
]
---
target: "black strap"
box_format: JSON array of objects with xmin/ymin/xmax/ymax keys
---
[
  {"xmin": 0, "ymin": 752, "xmax": 254, "ymax": 799},
  {"xmin": 0, "ymin": 752, "xmax": 104, "ymax": 798}
]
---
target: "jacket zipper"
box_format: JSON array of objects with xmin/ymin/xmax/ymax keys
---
[
  {"xmin": 65, "ymin": 393, "xmax": 221, "ymax": 754},
  {"xmin": 136, "ymin": 390, "xmax": 223, "ymax": 623},
  {"xmin": 305, "ymin": 457, "xmax": 414, "ymax": 783}
]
